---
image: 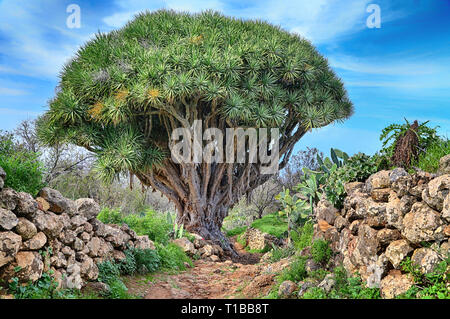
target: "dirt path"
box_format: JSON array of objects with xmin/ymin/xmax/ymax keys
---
[{"xmin": 124, "ymin": 237, "xmax": 274, "ymax": 299}]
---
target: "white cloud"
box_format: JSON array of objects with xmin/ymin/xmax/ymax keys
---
[{"xmin": 0, "ymin": 87, "xmax": 28, "ymax": 96}]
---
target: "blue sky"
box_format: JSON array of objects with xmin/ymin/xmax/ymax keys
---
[{"xmin": 0, "ymin": 0, "xmax": 449, "ymax": 156}]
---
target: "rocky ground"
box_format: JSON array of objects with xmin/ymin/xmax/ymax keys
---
[{"xmin": 124, "ymin": 237, "xmax": 286, "ymax": 299}]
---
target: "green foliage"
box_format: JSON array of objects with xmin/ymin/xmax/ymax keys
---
[
  {"xmin": 38, "ymin": 10, "xmax": 353, "ymax": 184},
  {"xmin": 323, "ymin": 152, "xmax": 378, "ymax": 208},
  {"xmin": 225, "ymin": 226, "xmax": 248, "ymax": 237},
  {"xmin": 279, "ymin": 256, "xmax": 308, "ymax": 282},
  {"xmin": 302, "ymin": 287, "xmax": 327, "ymax": 299},
  {"xmin": 399, "ymin": 256, "xmax": 449, "ymax": 299},
  {"xmin": 132, "ymin": 247, "xmax": 161, "ymax": 274},
  {"xmin": 413, "ymin": 138, "xmax": 450, "ymax": 173},
  {"xmin": 122, "ymin": 210, "xmax": 172, "ymax": 245},
  {"xmin": 250, "ymin": 212, "xmax": 288, "ymax": 239},
  {"xmin": 0, "ymin": 131, "xmax": 45, "ymax": 196},
  {"xmin": 156, "ymin": 242, "xmax": 192, "ymax": 271},
  {"xmin": 311, "ymin": 239, "xmax": 332, "ymax": 265},
  {"xmin": 269, "ymin": 244, "xmax": 295, "ymax": 263},
  {"xmin": 290, "ymin": 221, "xmax": 314, "ymax": 251},
  {"xmin": 380, "ymin": 119, "xmax": 440, "ymax": 159},
  {"xmin": 8, "ymin": 271, "xmax": 93, "ymax": 299},
  {"xmin": 97, "ymin": 207, "xmax": 124, "ymax": 224}
]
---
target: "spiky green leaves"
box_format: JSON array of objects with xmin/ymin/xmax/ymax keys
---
[{"xmin": 39, "ymin": 10, "xmax": 353, "ymax": 183}]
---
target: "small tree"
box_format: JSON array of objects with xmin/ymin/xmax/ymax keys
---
[{"xmin": 37, "ymin": 10, "xmax": 353, "ymax": 251}]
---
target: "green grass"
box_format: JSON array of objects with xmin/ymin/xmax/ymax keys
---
[
  {"xmin": 413, "ymin": 138, "xmax": 450, "ymax": 173},
  {"xmin": 250, "ymin": 213, "xmax": 288, "ymax": 238},
  {"xmin": 225, "ymin": 226, "xmax": 248, "ymax": 237}
]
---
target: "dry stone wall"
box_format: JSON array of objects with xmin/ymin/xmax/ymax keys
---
[
  {"xmin": 313, "ymin": 163, "xmax": 450, "ymax": 298},
  {"xmin": 0, "ymin": 167, "xmax": 154, "ymax": 290}
]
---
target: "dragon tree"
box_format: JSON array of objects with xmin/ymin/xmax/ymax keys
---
[{"xmin": 37, "ymin": 10, "xmax": 353, "ymax": 252}]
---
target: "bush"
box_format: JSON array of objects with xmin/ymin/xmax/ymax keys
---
[
  {"xmin": 8, "ymin": 271, "xmax": 92, "ymax": 299},
  {"xmin": 279, "ymin": 256, "xmax": 308, "ymax": 282},
  {"xmin": 311, "ymin": 239, "xmax": 332, "ymax": 265},
  {"xmin": 291, "ymin": 221, "xmax": 314, "ymax": 251},
  {"xmin": 132, "ymin": 247, "xmax": 161, "ymax": 274},
  {"xmin": 399, "ymin": 256, "xmax": 449, "ymax": 299},
  {"xmin": 0, "ymin": 131, "xmax": 45, "ymax": 196},
  {"xmin": 156, "ymin": 243, "xmax": 192, "ymax": 271},
  {"xmin": 413, "ymin": 138, "xmax": 450, "ymax": 173},
  {"xmin": 122, "ymin": 210, "xmax": 172, "ymax": 245},
  {"xmin": 270, "ymin": 245, "xmax": 295, "ymax": 263},
  {"xmin": 97, "ymin": 207, "xmax": 123, "ymax": 224}
]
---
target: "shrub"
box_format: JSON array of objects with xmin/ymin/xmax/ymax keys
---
[
  {"xmin": 156, "ymin": 243, "xmax": 192, "ymax": 271},
  {"xmin": 291, "ymin": 221, "xmax": 314, "ymax": 251},
  {"xmin": 279, "ymin": 256, "xmax": 307, "ymax": 282},
  {"xmin": 413, "ymin": 138, "xmax": 450, "ymax": 173},
  {"xmin": 97, "ymin": 207, "xmax": 123, "ymax": 225},
  {"xmin": 399, "ymin": 256, "xmax": 449, "ymax": 299},
  {"xmin": 270, "ymin": 245, "xmax": 295, "ymax": 263},
  {"xmin": 225, "ymin": 226, "xmax": 248, "ymax": 237},
  {"xmin": 132, "ymin": 247, "xmax": 161, "ymax": 274},
  {"xmin": 302, "ymin": 287, "xmax": 328, "ymax": 299},
  {"xmin": 0, "ymin": 131, "xmax": 45, "ymax": 196},
  {"xmin": 311, "ymin": 239, "xmax": 332, "ymax": 265},
  {"xmin": 8, "ymin": 271, "xmax": 91, "ymax": 299},
  {"xmin": 122, "ymin": 210, "xmax": 172, "ymax": 245}
]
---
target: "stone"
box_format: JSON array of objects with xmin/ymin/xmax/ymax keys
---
[
  {"xmin": 440, "ymin": 240, "xmax": 449, "ymax": 256},
  {"xmin": 35, "ymin": 197, "xmax": 50, "ymax": 212},
  {"xmin": 318, "ymin": 219, "xmax": 332, "ymax": 232},
  {"xmin": 32, "ymin": 210, "xmax": 64, "ymax": 239},
  {"xmin": 371, "ymin": 188, "xmax": 391, "ymax": 202},
  {"xmin": 59, "ymin": 229, "xmax": 76, "ymax": 245},
  {"xmin": 5, "ymin": 251, "xmax": 44, "ymax": 283},
  {"xmin": 0, "ymin": 188, "xmax": 19, "ymax": 210},
  {"xmin": 442, "ymin": 194, "xmax": 450, "ymax": 223},
  {"xmin": 210, "ymin": 255, "xmax": 220, "ymax": 262},
  {"xmin": 22, "ymin": 232, "xmax": 47, "ymax": 250},
  {"xmin": 0, "ymin": 231, "xmax": 22, "ymax": 267},
  {"xmin": 112, "ymin": 250, "xmax": 126, "ymax": 261},
  {"xmin": 315, "ymin": 199, "xmax": 338, "ymax": 225},
  {"xmin": 82, "ymin": 281, "xmax": 110, "ymax": 295},
  {"xmin": 317, "ymin": 274, "xmax": 336, "ymax": 293},
  {"xmin": 350, "ymin": 224, "xmax": 379, "ymax": 268},
  {"xmin": 278, "ymin": 280, "xmax": 298, "ymax": 298},
  {"xmin": 87, "ymin": 237, "xmax": 113, "ymax": 258},
  {"xmin": 70, "ymin": 215, "xmax": 87, "ymax": 228},
  {"xmin": 366, "ymin": 253, "xmax": 389, "ymax": 288},
  {"xmin": 297, "ymin": 281, "xmax": 315, "ymax": 298},
  {"xmin": 422, "ymin": 174, "xmax": 450, "ymax": 211},
  {"xmin": 50, "ymin": 252, "xmax": 67, "ymax": 268},
  {"xmin": 389, "ymin": 168, "xmax": 409, "ymax": 183},
  {"xmin": 376, "ymin": 228, "xmax": 402, "ymax": 246},
  {"xmin": 344, "ymin": 182, "xmax": 364, "ymax": 195},
  {"xmin": 365, "ymin": 170, "xmax": 391, "ymax": 193},
  {"xmin": 349, "ymin": 220, "xmax": 361, "ymax": 235},
  {"xmin": 439, "ymin": 154, "xmax": 450, "ymax": 174},
  {"xmin": 75, "ymin": 198, "xmax": 100, "ymax": 220},
  {"xmin": 385, "ymin": 240, "xmax": 413, "ymax": 269},
  {"xmin": 104, "ymin": 225, "xmax": 130, "ymax": 248},
  {"xmin": 134, "ymin": 235, "xmax": 155, "ymax": 250},
  {"xmin": 38, "ymin": 187, "xmax": 77, "ymax": 215},
  {"xmin": 199, "ymin": 244, "xmax": 215, "ymax": 257},
  {"xmin": 385, "ymin": 195, "xmax": 404, "ymax": 230},
  {"xmin": 380, "ymin": 271, "xmax": 414, "ymax": 299},
  {"xmin": 0, "ymin": 208, "xmax": 18, "ymax": 230},
  {"xmin": 411, "ymin": 248, "xmax": 441, "ymax": 274},
  {"xmin": 15, "ymin": 217, "xmax": 37, "ymax": 240},
  {"xmin": 402, "ymin": 202, "xmax": 442, "ymax": 244},
  {"xmin": 14, "ymin": 192, "xmax": 38, "ymax": 217},
  {"xmin": 305, "ymin": 259, "xmax": 321, "ymax": 273},
  {"xmin": 80, "ymin": 231, "xmax": 91, "ymax": 243},
  {"xmin": 80, "ymin": 256, "xmax": 98, "ymax": 281},
  {"xmin": 63, "ymin": 263, "xmax": 83, "ymax": 289},
  {"xmin": 392, "ymin": 175, "xmax": 414, "ymax": 197},
  {"xmin": 409, "ymin": 184, "xmax": 427, "ymax": 200},
  {"xmin": 73, "ymin": 237, "xmax": 85, "ymax": 251},
  {"xmin": 334, "ymin": 215, "xmax": 348, "ymax": 231},
  {"xmin": 0, "ymin": 166, "xmax": 5, "ymax": 189},
  {"xmin": 242, "ymin": 227, "xmax": 278, "ymax": 251}
]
